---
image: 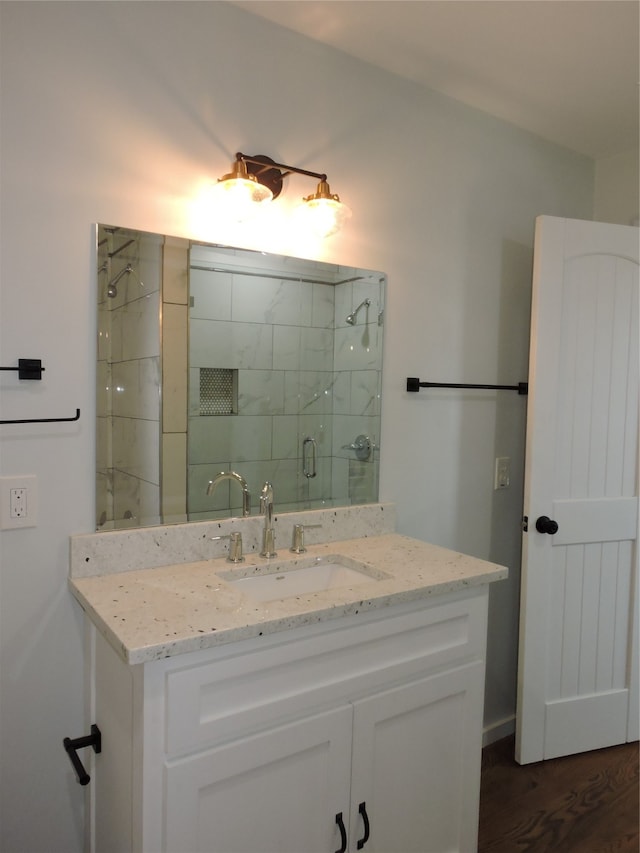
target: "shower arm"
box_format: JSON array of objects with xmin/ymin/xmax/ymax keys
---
[
  {"xmin": 108, "ymin": 264, "xmax": 134, "ymax": 288},
  {"xmin": 346, "ymin": 298, "xmax": 371, "ymax": 325}
]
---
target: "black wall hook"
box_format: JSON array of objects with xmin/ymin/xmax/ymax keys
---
[{"xmin": 63, "ymin": 724, "xmax": 101, "ymax": 786}]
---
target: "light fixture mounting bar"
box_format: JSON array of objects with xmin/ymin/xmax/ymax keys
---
[
  {"xmin": 236, "ymin": 153, "xmax": 327, "ymax": 182},
  {"xmin": 236, "ymin": 152, "xmax": 327, "ymax": 198}
]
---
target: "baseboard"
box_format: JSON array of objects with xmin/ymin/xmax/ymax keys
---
[{"xmin": 482, "ymin": 715, "xmax": 516, "ymax": 747}]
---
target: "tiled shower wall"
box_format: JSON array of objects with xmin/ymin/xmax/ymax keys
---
[
  {"xmin": 96, "ymin": 228, "xmax": 162, "ymax": 528},
  {"xmin": 187, "ymin": 245, "xmax": 383, "ymax": 519}
]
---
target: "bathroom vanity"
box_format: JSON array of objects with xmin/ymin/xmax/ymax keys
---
[{"xmin": 69, "ymin": 506, "xmax": 506, "ymax": 853}]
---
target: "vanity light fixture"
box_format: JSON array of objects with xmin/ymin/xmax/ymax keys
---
[{"xmin": 214, "ymin": 152, "xmax": 351, "ymax": 237}]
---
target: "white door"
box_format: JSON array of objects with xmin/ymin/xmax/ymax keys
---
[{"xmin": 516, "ymin": 216, "xmax": 639, "ymax": 764}]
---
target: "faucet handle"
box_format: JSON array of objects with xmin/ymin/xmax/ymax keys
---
[
  {"xmin": 290, "ymin": 523, "xmax": 322, "ymax": 554},
  {"xmin": 210, "ymin": 531, "xmax": 244, "ymax": 563}
]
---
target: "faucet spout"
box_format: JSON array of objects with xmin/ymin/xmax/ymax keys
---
[
  {"xmin": 206, "ymin": 471, "xmax": 251, "ymax": 517},
  {"xmin": 259, "ymin": 481, "xmax": 277, "ymax": 557}
]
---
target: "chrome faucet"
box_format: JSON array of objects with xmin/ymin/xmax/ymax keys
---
[
  {"xmin": 210, "ymin": 531, "xmax": 244, "ymax": 563},
  {"xmin": 259, "ymin": 481, "xmax": 277, "ymax": 557},
  {"xmin": 206, "ymin": 471, "xmax": 251, "ymax": 517},
  {"xmin": 290, "ymin": 523, "xmax": 322, "ymax": 554}
]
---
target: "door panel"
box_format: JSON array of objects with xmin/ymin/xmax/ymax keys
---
[
  {"xmin": 164, "ymin": 706, "xmax": 353, "ymax": 853},
  {"xmin": 551, "ymin": 497, "xmax": 637, "ymax": 545},
  {"xmin": 351, "ymin": 662, "xmax": 485, "ymax": 853},
  {"xmin": 516, "ymin": 216, "xmax": 639, "ymax": 764}
]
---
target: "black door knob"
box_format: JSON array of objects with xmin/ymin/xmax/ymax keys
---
[{"xmin": 536, "ymin": 515, "xmax": 558, "ymax": 535}]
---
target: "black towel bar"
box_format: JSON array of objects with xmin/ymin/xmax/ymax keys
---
[
  {"xmin": 0, "ymin": 408, "xmax": 81, "ymax": 425},
  {"xmin": 407, "ymin": 377, "xmax": 528, "ymax": 395}
]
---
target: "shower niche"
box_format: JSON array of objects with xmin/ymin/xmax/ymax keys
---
[{"xmin": 96, "ymin": 225, "xmax": 385, "ymax": 530}]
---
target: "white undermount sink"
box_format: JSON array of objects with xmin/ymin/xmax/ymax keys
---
[{"xmin": 220, "ymin": 554, "xmax": 385, "ymax": 602}]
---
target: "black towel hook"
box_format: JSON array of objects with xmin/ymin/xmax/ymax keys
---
[{"xmin": 63, "ymin": 725, "xmax": 102, "ymax": 786}]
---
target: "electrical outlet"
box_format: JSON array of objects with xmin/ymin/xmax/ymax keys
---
[
  {"xmin": 10, "ymin": 488, "xmax": 27, "ymax": 518},
  {"xmin": 494, "ymin": 457, "xmax": 511, "ymax": 490},
  {"xmin": 0, "ymin": 475, "xmax": 37, "ymax": 529}
]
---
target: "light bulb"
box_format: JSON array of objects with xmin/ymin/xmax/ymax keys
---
[
  {"xmin": 298, "ymin": 197, "xmax": 351, "ymax": 238},
  {"xmin": 298, "ymin": 180, "xmax": 351, "ymax": 237},
  {"xmin": 212, "ymin": 158, "xmax": 273, "ymax": 222}
]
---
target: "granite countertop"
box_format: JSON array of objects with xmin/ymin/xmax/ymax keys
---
[{"xmin": 69, "ymin": 533, "xmax": 507, "ymax": 665}]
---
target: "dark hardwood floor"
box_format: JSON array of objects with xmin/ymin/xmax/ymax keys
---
[{"xmin": 478, "ymin": 736, "xmax": 639, "ymax": 853}]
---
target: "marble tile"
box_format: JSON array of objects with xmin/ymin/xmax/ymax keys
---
[
  {"xmin": 311, "ymin": 283, "xmax": 335, "ymax": 328},
  {"xmin": 297, "ymin": 414, "xmax": 332, "ymax": 456},
  {"xmin": 332, "ymin": 372, "xmax": 351, "ymax": 416},
  {"xmin": 96, "ymin": 360, "xmax": 111, "ymax": 419},
  {"xmin": 189, "ymin": 268, "xmax": 232, "ymax": 320},
  {"xmin": 136, "ymin": 233, "xmax": 163, "ymax": 297},
  {"xmin": 190, "ymin": 318, "xmax": 273, "ymax": 370},
  {"xmin": 331, "ymin": 456, "xmax": 349, "ymax": 502},
  {"xmin": 97, "ymin": 309, "xmax": 111, "ymax": 362},
  {"xmin": 188, "ymin": 414, "xmax": 272, "ymax": 465},
  {"xmin": 136, "ymin": 478, "xmax": 161, "ymax": 527},
  {"xmin": 349, "ymin": 370, "xmax": 381, "ymax": 417},
  {"xmin": 232, "ymin": 274, "xmax": 314, "ymax": 327},
  {"xmin": 271, "ymin": 415, "xmax": 299, "ymax": 460},
  {"xmin": 111, "ymin": 357, "xmax": 161, "ymax": 421},
  {"xmin": 284, "ymin": 370, "xmax": 334, "ymax": 415},
  {"xmin": 274, "ymin": 326, "xmax": 333, "ymax": 372},
  {"xmin": 96, "ymin": 415, "xmax": 112, "ymax": 471},
  {"xmin": 334, "ymin": 324, "xmax": 381, "ymax": 372},
  {"xmin": 237, "ymin": 370, "xmax": 285, "ymax": 415},
  {"xmin": 121, "ymin": 292, "xmax": 161, "ymax": 362},
  {"xmin": 112, "ymin": 417, "xmax": 160, "ymax": 484}
]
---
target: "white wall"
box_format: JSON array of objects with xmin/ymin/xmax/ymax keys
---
[
  {"xmin": 594, "ymin": 147, "xmax": 639, "ymax": 225},
  {"xmin": 0, "ymin": 3, "xmax": 593, "ymax": 850}
]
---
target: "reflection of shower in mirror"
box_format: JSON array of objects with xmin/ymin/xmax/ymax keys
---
[
  {"xmin": 95, "ymin": 224, "xmax": 386, "ymax": 530},
  {"xmin": 346, "ymin": 298, "xmax": 371, "ymax": 325},
  {"xmin": 107, "ymin": 263, "xmax": 134, "ymax": 298}
]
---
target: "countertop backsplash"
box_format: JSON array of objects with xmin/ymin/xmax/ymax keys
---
[{"xmin": 70, "ymin": 503, "xmax": 396, "ymax": 578}]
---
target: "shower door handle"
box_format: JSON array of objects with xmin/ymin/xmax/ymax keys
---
[{"xmin": 303, "ymin": 437, "xmax": 317, "ymax": 478}]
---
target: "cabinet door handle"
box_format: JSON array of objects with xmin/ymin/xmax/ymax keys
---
[
  {"xmin": 334, "ymin": 812, "xmax": 347, "ymax": 853},
  {"xmin": 357, "ymin": 801, "xmax": 371, "ymax": 850}
]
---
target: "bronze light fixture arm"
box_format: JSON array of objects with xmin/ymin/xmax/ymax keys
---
[{"xmin": 236, "ymin": 152, "xmax": 327, "ymax": 182}]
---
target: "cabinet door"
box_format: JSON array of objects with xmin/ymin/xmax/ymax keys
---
[
  {"xmin": 165, "ymin": 705, "xmax": 353, "ymax": 853},
  {"xmin": 350, "ymin": 661, "xmax": 485, "ymax": 853}
]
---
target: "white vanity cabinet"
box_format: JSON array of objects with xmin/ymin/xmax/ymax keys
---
[{"xmin": 89, "ymin": 587, "xmax": 489, "ymax": 853}]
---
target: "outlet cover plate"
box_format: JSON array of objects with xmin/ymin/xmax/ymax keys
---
[{"xmin": 0, "ymin": 475, "xmax": 38, "ymax": 529}]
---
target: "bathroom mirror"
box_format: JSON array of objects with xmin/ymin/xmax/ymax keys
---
[{"xmin": 96, "ymin": 225, "xmax": 385, "ymax": 530}]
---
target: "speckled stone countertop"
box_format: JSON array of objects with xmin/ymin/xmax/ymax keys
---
[{"xmin": 69, "ymin": 530, "xmax": 507, "ymax": 665}]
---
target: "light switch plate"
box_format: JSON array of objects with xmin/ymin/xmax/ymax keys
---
[
  {"xmin": 0, "ymin": 475, "xmax": 38, "ymax": 529},
  {"xmin": 494, "ymin": 457, "xmax": 511, "ymax": 490}
]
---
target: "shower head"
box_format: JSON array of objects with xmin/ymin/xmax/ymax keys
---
[
  {"xmin": 346, "ymin": 298, "xmax": 371, "ymax": 325},
  {"xmin": 107, "ymin": 263, "xmax": 138, "ymax": 298}
]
